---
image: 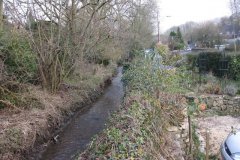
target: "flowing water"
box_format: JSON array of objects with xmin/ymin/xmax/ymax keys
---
[{"xmin": 40, "ymin": 67, "xmax": 124, "ymax": 160}]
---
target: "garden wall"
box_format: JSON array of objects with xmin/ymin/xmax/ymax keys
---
[{"xmin": 186, "ymin": 93, "xmax": 240, "ymax": 115}]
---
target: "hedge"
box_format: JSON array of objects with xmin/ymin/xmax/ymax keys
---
[{"xmin": 186, "ymin": 51, "xmax": 240, "ymax": 80}]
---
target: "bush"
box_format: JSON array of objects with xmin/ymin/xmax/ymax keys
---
[
  {"xmin": 197, "ymin": 73, "xmax": 222, "ymax": 94},
  {"xmin": 155, "ymin": 44, "xmax": 182, "ymax": 66},
  {"xmin": 223, "ymin": 84, "xmax": 238, "ymax": 96},
  {"xmin": 229, "ymin": 55, "xmax": 240, "ymax": 80},
  {"xmin": 237, "ymin": 89, "xmax": 240, "ymax": 95},
  {"xmin": 122, "ymin": 56, "xmax": 191, "ymax": 94},
  {"xmin": 187, "ymin": 52, "xmax": 222, "ymax": 75},
  {"xmin": 186, "ymin": 51, "xmax": 240, "ymax": 80},
  {"xmin": 102, "ymin": 59, "xmax": 110, "ymax": 66},
  {"xmin": 0, "ymin": 30, "xmax": 37, "ymax": 83},
  {"xmin": 155, "ymin": 44, "xmax": 168, "ymax": 59},
  {"xmin": 128, "ymin": 49, "xmax": 144, "ymax": 61},
  {"xmin": 186, "ymin": 53, "xmax": 198, "ymax": 71}
]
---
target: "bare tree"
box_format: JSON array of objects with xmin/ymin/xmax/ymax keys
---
[
  {"xmin": 0, "ymin": 0, "xmax": 3, "ymax": 30},
  {"xmin": 2, "ymin": 0, "xmax": 158, "ymax": 92}
]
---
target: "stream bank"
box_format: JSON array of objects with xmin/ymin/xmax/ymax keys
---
[
  {"xmin": 36, "ymin": 67, "xmax": 124, "ymax": 160},
  {"xmin": 0, "ymin": 64, "xmax": 117, "ymax": 160}
]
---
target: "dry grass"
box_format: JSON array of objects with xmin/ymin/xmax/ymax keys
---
[
  {"xmin": 0, "ymin": 62, "xmax": 116, "ymax": 160},
  {"xmin": 0, "ymin": 86, "xmax": 69, "ymax": 160}
]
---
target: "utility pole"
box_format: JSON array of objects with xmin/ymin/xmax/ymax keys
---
[
  {"xmin": 157, "ymin": 10, "xmax": 160, "ymax": 43},
  {"xmin": 233, "ymin": 0, "xmax": 238, "ymax": 52},
  {"xmin": 233, "ymin": 20, "xmax": 237, "ymax": 52},
  {"xmin": 157, "ymin": 11, "xmax": 171, "ymax": 44}
]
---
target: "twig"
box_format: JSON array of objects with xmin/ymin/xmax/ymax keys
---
[{"xmin": 0, "ymin": 100, "xmax": 22, "ymax": 112}]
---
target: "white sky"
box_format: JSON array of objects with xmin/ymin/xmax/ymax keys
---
[{"xmin": 158, "ymin": 0, "xmax": 232, "ymax": 32}]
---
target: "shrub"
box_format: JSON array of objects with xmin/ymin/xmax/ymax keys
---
[
  {"xmin": 198, "ymin": 82, "xmax": 222, "ymax": 94},
  {"xmin": 186, "ymin": 53, "xmax": 199, "ymax": 71},
  {"xmin": 155, "ymin": 44, "xmax": 168, "ymax": 59},
  {"xmin": 0, "ymin": 30, "xmax": 37, "ymax": 83},
  {"xmin": 237, "ymin": 89, "xmax": 240, "ymax": 95},
  {"xmin": 186, "ymin": 51, "xmax": 240, "ymax": 80},
  {"xmin": 102, "ymin": 59, "xmax": 110, "ymax": 66},
  {"xmin": 155, "ymin": 44, "xmax": 183, "ymax": 66},
  {"xmin": 122, "ymin": 56, "xmax": 191, "ymax": 94},
  {"xmin": 129, "ymin": 49, "xmax": 143, "ymax": 60},
  {"xmin": 223, "ymin": 84, "xmax": 238, "ymax": 96},
  {"xmin": 229, "ymin": 55, "xmax": 240, "ymax": 80}
]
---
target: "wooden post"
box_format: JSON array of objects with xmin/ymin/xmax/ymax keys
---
[
  {"xmin": 188, "ymin": 115, "xmax": 192, "ymax": 155},
  {"xmin": 206, "ymin": 129, "xmax": 210, "ymax": 160}
]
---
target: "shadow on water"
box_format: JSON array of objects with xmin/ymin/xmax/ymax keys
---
[{"xmin": 40, "ymin": 67, "xmax": 124, "ymax": 160}]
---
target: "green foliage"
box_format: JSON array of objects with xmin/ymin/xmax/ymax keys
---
[
  {"xmin": 79, "ymin": 52, "xmax": 187, "ymax": 159},
  {"xmin": 0, "ymin": 31, "xmax": 37, "ymax": 82},
  {"xmin": 155, "ymin": 44, "xmax": 168, "ymax": 63},
  {"xmin": 169, "ymin": 27, "xmax": 185, "ymax": 50},
  {"xmin": 79, "ymin": 96, "xmax": 152, "ymax": 159},
  {"xmin": 176, "ymin": 42, "xmax": 185, "ymax": 50},
  {"xmin": 177, "ymin": 27, "xmax": 184, "ymax": 43},
  {"xmin": 128, "ymin": 49, "xmax": 144, "ymax": 61},
  {"xmin": 79, "ymin": 90, "xmax": 184, "ymax": 159},
  {"xmin": 192, "ymin": 123, "xmax": 206, "ymax": 159},
  {"xmin": 170, "ymin": 31, "xmax": 177, "ymax": 37},
  {"xmin": 229, "ymin": 55, "xmax": 240, "ymax": 80},
  {"xmin": 187, "ymin": 102, "xmax": 198, "ymax": 116},
  {"xmin": 186, "ymin": 51, "xmax": 240, "ymax": 80},
  {"xmin": 186, "ymin": 53, "xmax": 198, "ymax": 70},
  {"xmin": 122, "ymin": 56, "xmax": 191, "ymax": 94},
  {"xmin": 122, "ymin": 61, "xmax": 131, "ymax": 73},
  {"xmin": 156, "ymin": 44, "xmax": 168, "ymax": 56},
  {"xmin": 95, "ymin": 58, "xmax": 110, "ymax": 66},
  {"xmin": 165, "ymin": 53, "xmax": 183, "ymax": 66},
  {"xmin": 102, "ymin": 59, "xmax": 110, "ymax": 66}
]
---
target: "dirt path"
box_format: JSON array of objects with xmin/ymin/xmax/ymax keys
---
[
  {"xmin": 38, "ymin": 67, "xmax": 124, "ymax": 160},
  {"xmin": 196, "ymin": 115, "xmax": 240, "ymax": 156}
]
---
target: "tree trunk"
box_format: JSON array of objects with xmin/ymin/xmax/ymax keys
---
[
  {"xmin": 70, "ymin": 0, "xmax": 76, "ymax": 47},
  {"xmin": 0, "ymin": 0, "xmax": 3, "ymax": 30}
]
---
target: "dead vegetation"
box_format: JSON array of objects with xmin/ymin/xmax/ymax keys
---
[{"xmin": 0, "ymin": 63, "xmax": 115, "ymax": 160}]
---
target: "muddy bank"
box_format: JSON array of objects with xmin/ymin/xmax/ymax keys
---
[
  {"xmin": 26, "ymin": 85, "xmax": 104, "ymax": 160},
  {"xmin": 27, "ymin": 68, "xmax": 123, "ymax": 160},
  {"xmin": 0, "ymin": 64, "xmax": 117, "ymax": 160},
  {"xmin": 29, "ymin": 67, "xmax": 123, "ymax": 160}
]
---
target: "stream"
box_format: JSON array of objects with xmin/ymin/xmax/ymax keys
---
[{"xmin": 39, "ymin": 67, "xmax": 124, "ymax": 160}]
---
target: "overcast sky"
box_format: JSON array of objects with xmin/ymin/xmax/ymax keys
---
[{"xmin": 158, "ymin": 0, "xmax": 232, "ymax": 32}]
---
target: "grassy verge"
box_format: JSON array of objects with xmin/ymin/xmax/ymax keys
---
[{"xmin": 78, "ymin": 55, "xmax": 189, "ymax": 159}]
